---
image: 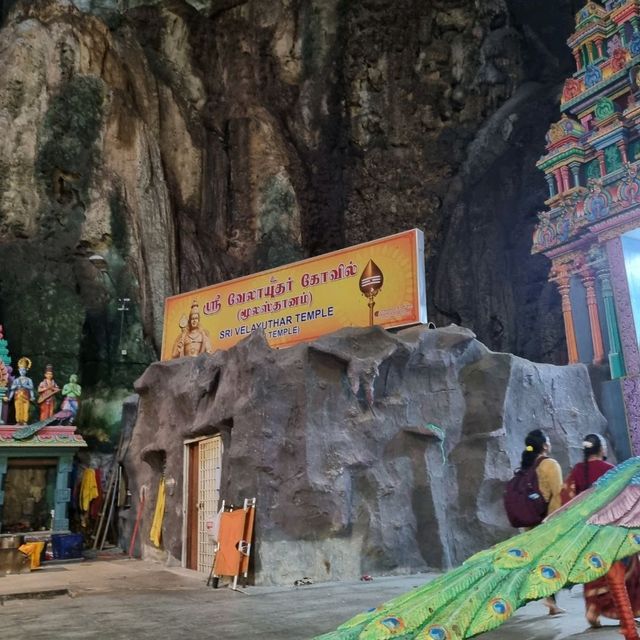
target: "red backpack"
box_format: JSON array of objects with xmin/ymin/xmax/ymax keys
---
[{"xmin": 503, "ymin": 457, "xmax": 549, "ymax": 528}]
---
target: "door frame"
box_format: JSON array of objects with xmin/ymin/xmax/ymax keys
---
[{"xmin": 182, "ymin": 435, "xmax": 223, "ymax": 570}]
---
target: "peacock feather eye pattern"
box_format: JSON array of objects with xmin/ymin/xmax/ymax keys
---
[
  {"xmin": 379, "ymin": 616, "xmax": 404, "ymax": 632},
  {"xmin": 587, "ymin": 553, "xmax": 604, "ymax": 569},
  {"xmin": 539, "ymin": 565, "xmax": 559, "ymax": 581},
  {"xmin": 425, "ymin": 626, "xmax": 448, "ymax": 640},
  {"xmin": 489, "ymin": 597, "xmax": 511, "ymax": 619}
]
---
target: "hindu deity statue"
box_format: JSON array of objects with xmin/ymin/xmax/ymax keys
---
[
  {"xmin": 5, "ymin": 357, "xmax": 35, "ymax": 425},
  {"xmin": 61, "ymin": 374, "xmax": 82, "ymax": 424},
  {"xmin": 37, "ymin": 364, "xmax": 60, "ymax": 421},
  {"xmin": 171, "ymin": 300, "xmax": 214, "ymax": 358}
]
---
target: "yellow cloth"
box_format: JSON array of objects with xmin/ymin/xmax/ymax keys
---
[
  {"xmin": 537, "ymin": 457, "xmax": 563, "ymax": 515},
  {"xmin": 80, "ymin": 468, "xmax": 99, "ymax": 512},
  {"xmin": 14, "ymin": 391, "xmax": 30, "ymax": 424},
  {"xmin": 18, "ymin": 542, "xmax": 45, "ymax": 570},
  {"xmin": 149, "ymin": 478, "xmax": 165, "ymax": 548}
]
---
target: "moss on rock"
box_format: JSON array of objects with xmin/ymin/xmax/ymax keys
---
[
  {"xmin": 109, "ymin": 189, "xmax": 130, "ymax": 256},
  {"xmin": 36, "ymin": 74, "xmax": 104, "ymax": 199},
  {"xmin": 77, "ymin": 386, "xmax": 131, "ymax": 450},
  {"xmin": 255, "ymin": 173, "xmax": 303, "ymax": 269}
]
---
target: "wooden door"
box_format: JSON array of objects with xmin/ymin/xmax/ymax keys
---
[{"xmin": 185, "ymin": 436, "xmax": 223, "ymax": 572}]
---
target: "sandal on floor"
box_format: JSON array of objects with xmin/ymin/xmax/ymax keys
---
[
  {"xmin": 586, "ymin": 614, "xmax": 601, "ymax": 628},
  {"xmin": 586, "ymin": 606, "xmax": 601, "ymax": 628},
  {"xmin": 544, "ymin": 598, "xmax": 566, "ymax": 616}
]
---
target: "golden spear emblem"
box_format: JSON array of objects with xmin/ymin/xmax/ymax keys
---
[{"xmin": 359, "ymin": 259, "xmax": 384, "ymax": 326}]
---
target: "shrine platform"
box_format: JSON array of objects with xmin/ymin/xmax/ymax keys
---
[
  {"xmin": 0, "ymin": 423, "xmax": 86, "ymax": 448},
  {"xmin": 0, "ymin": 423, "xmax": 86, "ymax": 533}
]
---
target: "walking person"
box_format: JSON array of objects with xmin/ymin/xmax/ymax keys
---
[
  {"xmin": 521, "ymin": 429, "xmax": 564, "ymax": 518},
  {"xmin": 504, "ymin": 429, "xmax": 565, "ymax": 614},
  {"xmin": 561, "ymin": 434, "xmax": 640, "ymax": 628}
]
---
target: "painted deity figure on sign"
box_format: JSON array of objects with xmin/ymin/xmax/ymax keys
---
[
  {"xmin": 5, "ymin": 357, "xmax": 35, "ymax": 425},
  {"xmin": 171, "ymin": 301, "xmax": 214, "ymax": 358},
  {"xmin": 37, "ymin": 364, "xmax": 60, "ymax": 420},
  {"xmin": 61, "ymin": 374, "xmax": 82, "ymax": 424}
]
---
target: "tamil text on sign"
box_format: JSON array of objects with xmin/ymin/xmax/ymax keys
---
[{"xmin": 161, "ymin": 229, "xmax": 427, "ymax": 360}]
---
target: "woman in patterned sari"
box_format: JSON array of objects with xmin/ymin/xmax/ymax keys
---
[{"xmin": 561, "ymin": 434, "xmax": 640, "ymax": 628}]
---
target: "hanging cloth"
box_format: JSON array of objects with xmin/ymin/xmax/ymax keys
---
[
  {"xmin": 89, "ymin": 468, "xmax": 103, "ymax": 519},
  {"xmin": 80, "ymin": 468, "xmax": 99, "ymax": 512},
  {"xmin": 149, "ymin": 477, "xmax": 165, "ymax": 548}
]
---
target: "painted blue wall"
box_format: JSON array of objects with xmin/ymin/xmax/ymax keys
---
[{"xmin": 621, "ymin": 233, "xmax": 640, "ymax": 348}]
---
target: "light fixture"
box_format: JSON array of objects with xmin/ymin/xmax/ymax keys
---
[
  {"xmin": 88, "ymin": 254, "xmax": 109, "ymax": 273},
  {"xmin": 88, "ymin": 254, "xmax": 117, "ymax": 288}
]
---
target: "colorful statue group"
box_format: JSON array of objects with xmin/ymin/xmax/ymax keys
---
[{"xmin": 3, "ymin": 357, "xmax": 81, "ymax": 425}]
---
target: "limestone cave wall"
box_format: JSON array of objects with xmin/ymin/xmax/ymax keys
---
[{"xmin": 0, "ymin": 0, "xmax": 580, "ymax": 434}]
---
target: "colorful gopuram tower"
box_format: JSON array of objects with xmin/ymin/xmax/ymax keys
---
[
  {"xmin": 534, "ymin": 0, "xmax": 640, "ymax": 456},
  {"xmin": 0, "ymin": 325, "xmax": 11, "ymax": 424}
]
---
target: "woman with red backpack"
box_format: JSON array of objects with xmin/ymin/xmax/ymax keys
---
[
  {"xmin": 504, "ymin": 429, "xmax": 564, "ymax": 614},
  {"xmin": 561, "ymin": 434, "xmax": 640, "ymax": 629},
  {"xmin": 520, "ymin": 429, "xmax": 564, "ymax": 518}
]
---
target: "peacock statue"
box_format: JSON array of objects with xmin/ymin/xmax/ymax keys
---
[{"xmin": 314, "ymin": 457, "xmax": 640, "ymax": 640}]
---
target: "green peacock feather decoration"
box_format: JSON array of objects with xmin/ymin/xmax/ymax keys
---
[{"xmin": 315, "ymin": 457, "xmax": 640, "ymax": 640}]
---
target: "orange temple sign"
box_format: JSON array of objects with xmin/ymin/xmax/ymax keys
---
[{"xmin": 161, "ymin": 229, "xmax": 428, "ymax": 360}]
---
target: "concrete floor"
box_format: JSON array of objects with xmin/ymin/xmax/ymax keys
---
[{"xmin": 0, "ymin": 558, "xmax": 630, "ymax": 639}]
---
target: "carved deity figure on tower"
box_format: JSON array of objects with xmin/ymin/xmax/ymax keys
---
[
  {"xmin": 171, "ymin": 300, "xmax": 214, "ymax": 358},
  {"xmin": 5, "ymin": 357, "xmax": 35, "ymax": 425},
  {"xmin": 37, "ymin": 364, "xmax": 60, "ymax": 421}
]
